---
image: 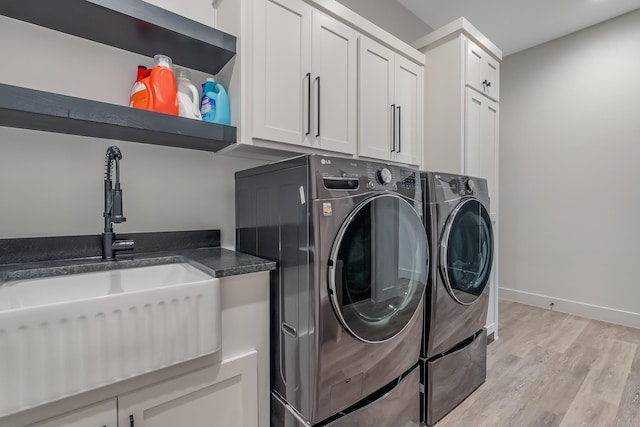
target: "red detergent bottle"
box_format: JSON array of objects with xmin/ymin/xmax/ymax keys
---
[{"xmin": 130, "ymin": 55, "xmax": 178, "ymax": 116}]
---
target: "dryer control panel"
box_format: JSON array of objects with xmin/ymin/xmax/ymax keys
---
[{"xmin": 430, "ymin": 172, "xmax": 490, "ymax": 206}]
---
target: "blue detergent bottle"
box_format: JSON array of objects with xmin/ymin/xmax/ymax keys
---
[{"xmin": 200, "ymin": 77, "xmax": 230, "ymax": 125}]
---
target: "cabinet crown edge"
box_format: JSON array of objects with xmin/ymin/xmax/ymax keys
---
[{"xmin": 412, "ymin": 17, "xmax": 502, "ymax": 61}]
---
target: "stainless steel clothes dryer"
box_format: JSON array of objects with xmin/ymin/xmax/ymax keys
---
[
  {"xmin": 236, "ymin": 155, "xmax": 428, "ymax": 427},
  {"xmin": 420, "ymin": 172, "xmax": 494, "ymax": 425}
]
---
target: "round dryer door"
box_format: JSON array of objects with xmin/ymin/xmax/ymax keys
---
[
  {"xmin": 440, "ymin": 198, "xmax": 494, "ymax": 305},
  {"xmin": 328, "ymin": 194, "xmax": 428, "ymax": 343}
]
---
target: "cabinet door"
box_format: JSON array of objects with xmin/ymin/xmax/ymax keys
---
[
  {"xmin": 358, "ymin": 36, "xmax": 394, "ymax": 161},
  {"xmin": 27, "ymin": 399, "xmax": 117, "ymax": 427},
  {"xmin": 118, "ymin": 351, "xmax": 258, "ymax": 427},
  {"xmin": 393, "ymin": 55, "xmax": 423, "ymax": 166},
  {"xmin": 465, "ymin": 39, "xmax": 500, "ymax": 101},
  {"xmin": 311, "ymin": 11, "xmax": 358, "ymax": 154},
  {"xmin": 464, "ymin": 88, "xmax": 499, "ymax": 216},
  {"xmin": 252, "ymin": 0, "xmax": 312, "ymax": 146}
]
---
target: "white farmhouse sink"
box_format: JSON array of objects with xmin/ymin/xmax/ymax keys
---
[{"xmin": 0, "ymin": 262, "xmax": 221, "ymax": 417}]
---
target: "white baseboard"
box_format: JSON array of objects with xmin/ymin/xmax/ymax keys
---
[
  {"xmin": 485, "ymin": 322, "xmax": 497, "ymax": 339},
  {"xmin": 499, "ymin": 287, "xmax": 640, "ymax": 330}
]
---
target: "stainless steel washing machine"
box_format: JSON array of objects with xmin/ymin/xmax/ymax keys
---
[
  {"xmin": 420, "ymin": 172, "xmax": 494, "ymax": 425},
  {"xmin": 236, "ymin": 155, "xmax": 428, "ymax": 426}
]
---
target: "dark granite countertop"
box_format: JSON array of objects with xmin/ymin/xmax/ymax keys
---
[{"xmin": 0, "ymin": 247, "xmax": 275, "ymax": 285}]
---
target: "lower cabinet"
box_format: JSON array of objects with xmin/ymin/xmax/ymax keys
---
[
  {"xmin": 27, "ymin": 352, "xmax": 258, "ymax": 427},
  {"xmin": 119, "ymin": 351, "xmax": 258, "ymax": 427},
  {"xmin": 27, "ymin": 399, "xmax": 117, "ymax": 427}
]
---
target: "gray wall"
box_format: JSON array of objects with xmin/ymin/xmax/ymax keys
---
[
  {"xmin": 0, "ymin": 16, "xmax": 265, "ymax": 249},
  {"xmin": 335, "ymin": 0, "xmax": 432, "ymax": 43},
  {"xmin": 500, "ymin": 9, "xmax": 640, "ymax": 323}
]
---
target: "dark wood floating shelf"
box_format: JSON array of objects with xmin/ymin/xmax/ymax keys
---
[
  {"xmin": 0, "ymin": 83, "xmax": 236, "ymax": 152},
  {"xmin": 0, "ymin": 0, "xmax": 236, "ymax": 75}
]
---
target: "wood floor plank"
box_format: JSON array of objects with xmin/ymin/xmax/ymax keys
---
[
  {"xmin": 535, "ymin": 314, "xmax": 589, "ymax": 354},
  {"xmin": 559, "ymin": 396, "xmax": 619, "ymax": 427},
  {"xmin": 439, "ymin": 300, "xmax": 640, "ymax": 427},
  {"xmin": 510, "ymin": 341, "xmax": 599, "ymax": 425},
  {"xmin": 612, "ymin": 343, "xmax": 640, "ymax": 426},
  {"xmin": 576, "ymin": 339, "xmax": 636, "ymax": 406}
]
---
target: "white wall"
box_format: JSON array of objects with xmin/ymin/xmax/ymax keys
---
[
  {"xmin": 0, "ymin": 16, "xmax": 266, "ymax": 249},
  {"xmin": 500, "ymin": 9, "xmax": 640, "ymax": 327},
  {"xmin": 335, "ymin": 0, "xmax": 432, "ymax": 43}
]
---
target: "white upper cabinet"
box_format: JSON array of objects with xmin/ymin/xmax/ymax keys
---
[
  {"xmin": 465, "ymin": 38, "xmax": 500, "ymax": 101},
  {"xmin": 358, "ymin": 36, "xmax": 423, "ymax": 166},
  {"xmin": 252, "ymin": 0, "xmax": 357, "ymax": 154},
  {"xmin": 394, "ymin": 55, "xmax": 423, "ymax": 166},
  {"xmin": 218, "ymin": 0, "xmax": 425, "ymax": 160},
  {"xmin": 311, "ymin": 11, "xmax": 358, "ymax": 154},
  {"xmin": 252, "ymin": 0, "xmax": 313, "ymax": 147},
  {"xmin": 358, "ymin": 37, "xmax": 395, "ymax": 161}
]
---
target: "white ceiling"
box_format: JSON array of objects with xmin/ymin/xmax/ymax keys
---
[{"xmin": 398, "ymin": 0, "xmax": 640, "ymax": 56}]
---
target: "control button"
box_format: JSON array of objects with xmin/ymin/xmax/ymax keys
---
[
  {"xmin": 376, "ymin": 168, "xmax": 392, "ymax": 185},
  {"xmin": 466, "ymin": 178, "xmax": 476, "ymax": 193},
  {"xmin": 367, "ymin": 181, "xmax": 375, "ymax": 189}
]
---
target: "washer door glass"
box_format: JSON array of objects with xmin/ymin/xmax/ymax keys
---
[
  {"xmin": 441, "ymin": 198, "xmax": 493, "ymax": 305},
  {"xmin": 329, "ymin": 194, "xmax": 428, "ymax": 343}
]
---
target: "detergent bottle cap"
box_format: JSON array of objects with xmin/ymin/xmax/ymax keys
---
[
  {"xmin": 153, "ymin": 54, "xmax": 174, "ymax": 70},
  {"xmin": 175, "ymin": 67, "xmax": 191, "ymax": 81},
  {"xmin": 206, "ymin": 77, "xmax": 216, "ymax": 82}
]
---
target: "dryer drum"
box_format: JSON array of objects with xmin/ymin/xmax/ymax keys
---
[{"xmin": 440, "ymin": 198, "xmax": 494, "ymax": 306}]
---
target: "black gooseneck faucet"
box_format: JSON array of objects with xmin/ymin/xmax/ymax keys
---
[{"xmin": 102, "ymin": 146, "xmax": 134, "ymax": 260}]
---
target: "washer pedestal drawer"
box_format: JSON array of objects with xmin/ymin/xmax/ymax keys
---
[{"xmin": 272, "ymin": 365, "xmax": 420, "ymax": 427}]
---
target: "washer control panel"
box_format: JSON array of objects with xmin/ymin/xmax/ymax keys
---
[{"xmin": 312, "ymin": 155, "xmax": 421, "ymax": 199}]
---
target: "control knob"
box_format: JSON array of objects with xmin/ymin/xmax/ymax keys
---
[
  {"xmin": 376, "ymin": 168, "xmax": 392, "ymax": 185},
  {"xmin": 466, "ymin": 178, "xmax": 476, "ymax": 193}
]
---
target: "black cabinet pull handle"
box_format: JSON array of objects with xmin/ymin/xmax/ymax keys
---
[
  {"xmin": 315, "ymin": 76, "xmax": 320, "ymax": 138},
  {"xmin": 305, "ymin": 72, "xmax": 311, "ymax": 136},
  {"xmin": 397, "ymin": 106, "xmax": 401, "ymax": 153},
  {"xmin": 130, "ymin": 414, "xmax": 134, "ymax": 427},
  {"xmin": 482, "ymin": 79, "xmax": 491, "ymax": 88},
  {"xmin": 391, "ymin": 104, "xmax": 396, "ymax": 152}
]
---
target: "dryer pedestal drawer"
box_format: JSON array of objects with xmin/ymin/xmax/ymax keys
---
[{"xmin": 420, "ymin": 328, "xmax": 487, "ymax": 425}]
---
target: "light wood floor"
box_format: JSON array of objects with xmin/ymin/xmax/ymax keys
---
[{"xmin": 438, "ymin": 300, "xmax": 640, "ymax": 427}]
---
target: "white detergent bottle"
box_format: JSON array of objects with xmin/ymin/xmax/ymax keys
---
[{"xmin": 175, "ymin": 68, "xmax": 202, "ymax": 120}]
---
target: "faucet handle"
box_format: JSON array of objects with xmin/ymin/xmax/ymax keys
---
[{"xmin": 111, "ymin": 187, "xmax": 126, "ymax": 223}]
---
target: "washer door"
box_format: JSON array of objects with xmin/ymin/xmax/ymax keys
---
[
  {"xmin": 440, "ymin": 198, "xmax": 494, "ymax": 305},
  {"xmin": 328, "ymin": 194, "xmax": 428, "ymax": 343}
]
